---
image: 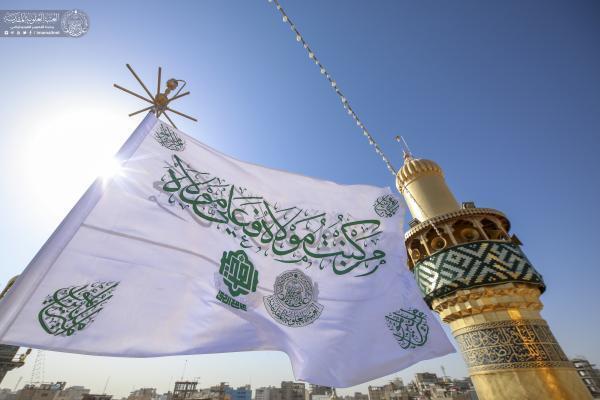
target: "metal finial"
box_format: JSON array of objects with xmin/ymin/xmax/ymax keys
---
[
  {"xmin": 114, "ymin": 64, "xmax": 197, "ymax": 129},
  {"xmin": 395, "ymin": 135, "xmax": 413, "ymax": 160}
]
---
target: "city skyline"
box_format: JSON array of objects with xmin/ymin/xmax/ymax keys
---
[
  {"xmin": 0, "ymin": 350, "xmax": 469, "ymax": 398},
  {"xmin": 0, "ymin": 0, "xmax": 599, "ymax": 398},
  {"xmin": 1, "ymin": 351, "xmax": 598, "ymax": 398},
  {"xmin": 0, "ymin": 370, "xmax": 478, "ymax": 399}
]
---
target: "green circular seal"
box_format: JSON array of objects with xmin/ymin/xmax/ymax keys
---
[{"xmin": 264, "ymin": 269, "xmax": 323, "ymax": 327}]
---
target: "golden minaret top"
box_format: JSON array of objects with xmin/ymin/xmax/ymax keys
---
[
  {"xmin": 395, "ymin": 152, "xmax": 460, "ymax": 222},
  {"xmin": 394, "ymin": 145, "xmax": 591, "ymax": 399}
]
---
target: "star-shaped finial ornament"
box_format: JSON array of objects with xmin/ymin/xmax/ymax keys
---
[{"xmin": 114, "ymin": 64, "xmax": 197, "ymax": 129}]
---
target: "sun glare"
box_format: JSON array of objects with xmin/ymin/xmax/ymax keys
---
[
  {"xmin": 100, "ymin": 158, "xmax": 123, "ymax": 180},
  {"xmin": 18, "ymin": 106, "xmax": 134, "ymax": 223}
]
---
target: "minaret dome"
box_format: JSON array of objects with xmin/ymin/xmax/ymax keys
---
[{"xmin": 396, "ymin": 154, "xmax": 460, "ymax": 222}]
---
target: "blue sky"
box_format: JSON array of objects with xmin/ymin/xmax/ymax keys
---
[{"xmin": 1, "ymin": 0, "xmax": 599, "ymax": 397}]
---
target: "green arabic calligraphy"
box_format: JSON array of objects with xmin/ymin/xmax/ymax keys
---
[
  {"xmin": 38, "ymin": 281, "xmax": 119, "ymax": 337},
  {"xmin": 374, "ymin": 195, "xmax": 400, "ymax": 218},
  {"xmin": 157, "ymin": 154, "xmax": 387, "ymax": 277},
  {"xmin": 220, "ymin": 250, "xmax": 259, "ymax": 297},
  {"xmin": 385, "ymin": 308, "xmax": 429, "ymax": 349},
  {"xmin": 154, "ymin": 123, "xmax": 185, "ymax": 151},
  {"xmin": 216, "ymin": 290, "xmax": 248, "ymax": 311}
]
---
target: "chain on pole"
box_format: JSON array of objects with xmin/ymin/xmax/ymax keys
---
[
  {"xmin": 267, "ymin": 0, "xmax": 397, "ymax": 176},
  {"xmin": 266, "ymin": 0, "xmax": 444, "ymax": 236}
]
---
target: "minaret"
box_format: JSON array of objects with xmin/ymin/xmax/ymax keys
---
[{"xmin": 396, "ymin": 152, "xmax": 591, "ymax": 399}]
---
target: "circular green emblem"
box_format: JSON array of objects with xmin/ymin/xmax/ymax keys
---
[
  {"xmin": 277, "ymin": 271, "xmax": 313, "ymax": 308},
  {"xmin": 154, "ymin": 123, "xmax": 185, "ymax": 151},
  {"xmin": 264, "ymin": 269, "xmax": 323, "ymax": 327},
  {"xmin": 374, "ymin": 194, "xmax": 400, "ymax": 218}
]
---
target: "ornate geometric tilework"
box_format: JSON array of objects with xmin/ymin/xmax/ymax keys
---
[
  {"xmin": 413, "ymin": 241, "xmax": 545, "ymax": 304},
  {"xmin": 454, "ymin": 319, "xmax": 573, "ymax": 373}
]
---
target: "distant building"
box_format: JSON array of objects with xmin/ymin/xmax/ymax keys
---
[
  {"xmin": 368, "ymin": 378, "xmax": 407, "ymax": 400},
  {"xmin": 172, "ymin": 382, "xmax": 198, "ymax": 400},
  {"xmin": 171, "ymin": 382, "xmax": 249, "ymax": 400},
  {"xmin": 414, "ymin": 373, "xmax": 438, "ymax": 389},
  {"xmin": 572, "ymin": 358, "xmax": 600, "ymax": 398},
  {"xmin": 367, "ymin": 385, "xmax": 383, "ymax": 400},
  {"xmin": 207, "ymin": 383, "xmax": 229, "ymax": 400},
  {"xmin": 81, "ymin": 395, "xmax": 112, "ymax": 400},
  {"xmin": 0, "ymin": 277, "xmax": 30, "ymax": 385},
  {"xmin": 0, "ymin": 345, "xmax": 30, "ymax": 385},
  {"xmin": 307, "ymin": 386, "xmax": 331, "ymax": 399},
  {"xmin": 0, "ymin": 389, "xmax": 17, "ymax": 400},
  {"xmin": 255, "ymin": 387, "xmax": 280, "ymax": 400},
  {"xmin": 127, "ymin": 389, "xmax": 156, "ymax": 400},
  {"xmin": 17, "ymin": 383, "xmax": 66, "ymax": 400},
  {"xmin": 280, "ymin": 382, "xmax": 304, "ymax": 400},
  {"xmin": 55, "ymin": 386, "xmax": 91, "ymax": 400},
  {"xmin": 369, "ymin": 374, "xmax": 477, "ymax": 400},
  {"xmin": 224, "ymin": 386, "xmax": 250, "ymax": 400}
]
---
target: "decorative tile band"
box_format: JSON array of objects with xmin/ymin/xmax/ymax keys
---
[
  {"xmin": 454, "ymin": 319, "xmax": 572, "ymax": 372},
  {"xmin": 413, "ymin": 240, "xmax": 545, "ymax": 304}
]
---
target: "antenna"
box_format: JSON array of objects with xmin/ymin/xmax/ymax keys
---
[
  {"xmin": 29, "ymin": 350, "xmax": 45, "ymax": 384},
  {"xmin": 394, "ymin": 136, "xmax": 413, "ymax": 159},
  {"xmin": 13, "ymin": 376, "xmax": 22, "ymax": 391},
  {"xmin": 103, "ymin": 376, "xmax": 111, "ymax": 394},
  {"xmin": 168, "ymin": 376, "xmax": 173, "ymax": 393},
  {"xmin": 180, "ymin": 359, "xmax": 188, "ymax": 380}
]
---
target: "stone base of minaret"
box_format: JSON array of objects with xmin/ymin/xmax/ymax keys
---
[{"xmin": 433, "ymin": 283, "xmax": 591, "ymax": 400}]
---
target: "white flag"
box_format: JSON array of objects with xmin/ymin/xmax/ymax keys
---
[{"xmin": 0, "ymin": 114, "xmax": 454, "ymax": 387}]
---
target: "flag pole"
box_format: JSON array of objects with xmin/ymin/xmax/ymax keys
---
[{"xmin": 0, "ymin": 113, "xmax": 158, "ymax": 340}]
